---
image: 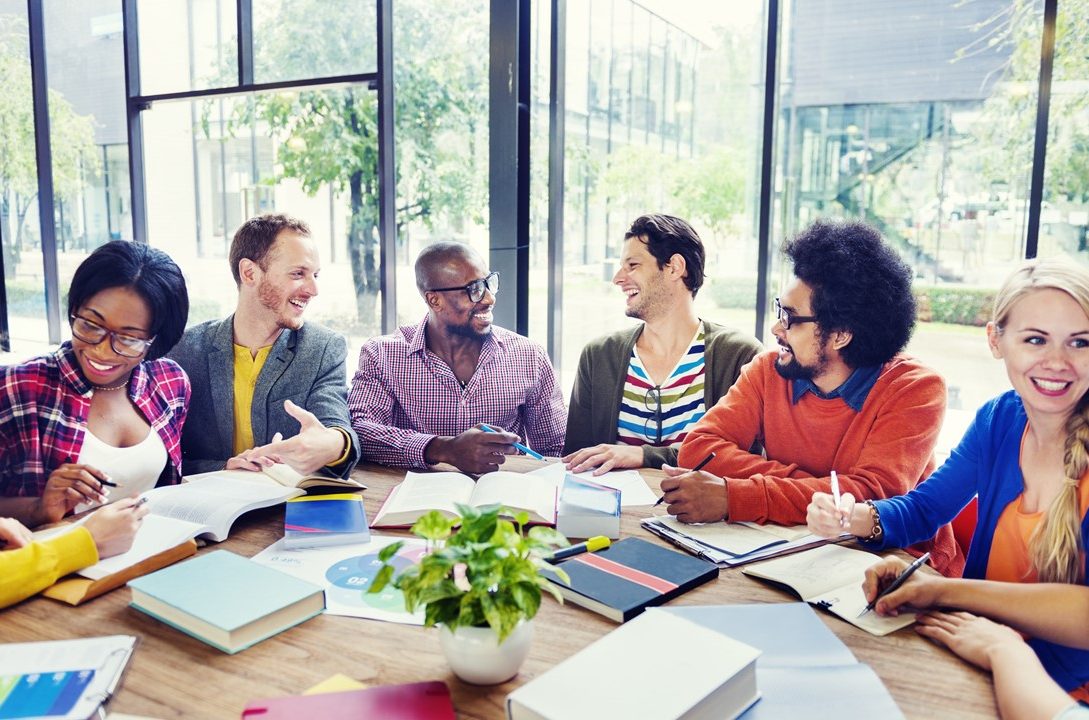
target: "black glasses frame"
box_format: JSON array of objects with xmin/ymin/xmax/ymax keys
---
[
  {"xmin": 774, "ymin": 297, "xmax": 818, "ymax": 330},
  {"xmin": 428, "ymin": 271, "xmax": 500, "ymax": 303},
  {"xmin": 643, "ymin": 386, "xmax": 663, "ymax": 444},
  {"xmin": 69, "ymin": 315, "xmax": 155, "ymax": 358}
]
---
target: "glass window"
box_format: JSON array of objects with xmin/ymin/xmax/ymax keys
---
[
  {"xmin": 774, "ymin": 1, "xmax": 1045, "ymax": 447},
  {"xmin": 392, "ymin": 0, "xmax": 489, "ymax": 328},
  {"xmin": 44, "ymin": 0, "xmax": 130, "ymax": 308},
  {"xmin": 555, "ymin": 0, "xmax": 766, "ymax": 391},
  {"xmin": 252, "ymin": 0, "xmax": 376, "ymax": 83},
  {"xmin": 135, "ymin": 0, "xmax": 237, "ymax": 96},
  {"xmin": 1043, "ymin": 1, "xmax": 1089, "ymax": 267},
  {"xmin": 142, "ymin": 86, "xmax": 381, "ymax": 347},
  {"xmin": 0, "ymin": 1, "xmax": 49, "ymax": 345}
]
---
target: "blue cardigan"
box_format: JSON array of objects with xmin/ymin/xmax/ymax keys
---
[{"xmin": 869, "ymin": 390, "xmax": 1089, "ymax": 691}]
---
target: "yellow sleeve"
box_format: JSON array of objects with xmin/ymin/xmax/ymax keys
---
[
  {"xmin": 0, "ymin": 527, "xmax": 98, "ymax": 609},
  {"xmin": 324, "ymin": 426, "xmax": 353, "ymax": 468}
]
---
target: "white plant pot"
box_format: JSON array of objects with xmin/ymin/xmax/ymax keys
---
[{"xmin": 438, "ymin": 619, "xmax": 534, "ymax": 685}]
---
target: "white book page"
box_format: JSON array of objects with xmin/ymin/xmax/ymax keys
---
[
  {"xmin": 811, "ymin": 584, "xmax": 918, "ymax": 636},
  {"xmin": 570, "ymin": 469, "xmax": 657, "ymax": 506},
  {"xmin": 471, "ymin": 471, "xmax": 556, "ymax": 522},
  {"xmin": 381, "ymin": 471, "xmax": 476, "ymax": 519},
  {"xmin": 744, "ymin": 544, "xmax": 882, "ymax": 600},
  {"xmin": 142, "ymin": 477, "xmax": 298, "ymax": 541},
  {"xmin": 77, "ymin": 514, "xmax": 204, "ymax": 580},
  {"xmin": 657, "ymin": 516, "xmax": 788, "ymax": 556}
]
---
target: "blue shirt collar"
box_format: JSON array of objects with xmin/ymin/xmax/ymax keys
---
[{"xmin": 790, "ymin": 363, "xmax": 882, "ymax": 412}]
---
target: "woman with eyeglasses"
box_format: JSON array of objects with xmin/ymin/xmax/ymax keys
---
[{"xmin": 0, "ymin": 241, "xmax": 190, "ymax": 528}]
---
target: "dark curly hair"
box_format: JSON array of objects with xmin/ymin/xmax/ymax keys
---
[
  {"xmin": 782, "ymin": 219, "xmax": 915, "ymax": 367},
  {"xmin": 625, "ymin": 214, "xmax": 705, "ymax": 296}
]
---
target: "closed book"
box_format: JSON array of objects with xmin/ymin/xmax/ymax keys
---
[
  {"xmin": 128, "ymin": 550, "xmax": 324, "ymax": 654},
  {"xmin": 283, "ymin": 494, "xmax": 370, "ymax": 549},
  {"xmin": 242, "ymin": 681, "xmax": 456, "ymax": 720},
  {"xmin": 545, "ymin": 537, "xmax": 718, "ymax": 622},
  {"xmin": 555, "ymin": 475, "xmax": 621, "ymax": 539},
  {"xmin": 506, "ymin": 609, "xmax": 761, "ymax": 720}
]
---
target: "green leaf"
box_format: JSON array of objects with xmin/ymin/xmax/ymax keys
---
[
  {"xmin": 367, "ymin": 563, "xmax": 395, "ymax": 594},
  {"xmin": 376, "ymin": 541, "xmax": 405, "ymax": 563}
]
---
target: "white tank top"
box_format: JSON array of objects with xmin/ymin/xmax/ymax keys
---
[{"xmin": 75, "ymin": 427, "xmax": 168, "ymax": 512}]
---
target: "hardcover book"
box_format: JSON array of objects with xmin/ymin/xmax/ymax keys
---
[
  {"xmin": 128, "ymin": 550, "xmax": 324, "ymax": 654},
  {"xmin": 243, "ymin": 681, "xmax": 456, "ymax": 720},
  {"xmin": 545, "ymin": 537, "xmax": 718, "ymax": 622}
]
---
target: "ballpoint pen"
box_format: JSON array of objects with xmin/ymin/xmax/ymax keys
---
[
  {"xmin": 480, "ymin": 424, "xmax": 545, "ymax": 460},
  {"xmin": 830, "ymin": 469, "xmax": 845, "ymax": 528},
  {"xmin": 654, "ymin": 451, "xmax": 716, "ymax": 506},
  {"xmin": 858, "ymin": 551, "xmax": 931, "ymax": 617}
]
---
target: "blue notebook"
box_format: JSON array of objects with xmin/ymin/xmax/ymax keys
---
[
  {"xmin": 664, "ymin": 603, "xmax": 905, "ymax": 719},
  {"xmin": 128, "ymin": 550, "xmax": 324, "ymax": 654},
  {"xmin": 284, "ymin": 493, "xmax": 370, "ymax": 549}
]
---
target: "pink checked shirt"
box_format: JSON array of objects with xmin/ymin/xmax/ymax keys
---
[
  {"xmin": 0, "ymin": 343, "xmax": 190, "ymax": 497},
  {"xmin": 348, "ymin": 317, "xmax": 566, "ymax": 468}
]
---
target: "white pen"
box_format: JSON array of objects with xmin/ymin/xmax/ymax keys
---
[{"xmin": 830, "ymin": 470, "xmax": 845, "ymax": 528}]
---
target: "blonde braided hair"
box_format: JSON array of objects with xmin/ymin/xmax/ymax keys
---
[{"xmin": 993, "ymin": 259, "xmax": 1089, "ymax": 584}]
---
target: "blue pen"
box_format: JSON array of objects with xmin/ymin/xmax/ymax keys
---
[{"xmin": 480, "ymin": 424, "xmax": 545, "ymax": 460}]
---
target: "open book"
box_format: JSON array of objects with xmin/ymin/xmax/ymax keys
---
[
  {"xmin": 741, "ymin": 544, "xmax": 917, "ymax": 636},
  {"xmin": 642, "ymin": 516, "xmax": 850, "ymax": 567},
  {"xmin": 373, "ymin": 467, "xmax": 560, "ymax": 528},
  {"xmin": 141, "ymin": 467, "xmax": 363, "ymax": 543}
]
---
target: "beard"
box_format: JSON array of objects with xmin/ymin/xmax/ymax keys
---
[
  {"xmin": 624, "ymin": 278, "xmax": 667, "ymax": 321},
  {"xmin": 774, "ymin": 340, "xmax": 830, "ymax": 382},
  {"xmin": 258, "ymin": 277, "xmax": 305, "ymax": 331},
  {"xmin": 447, "ymin": 304, "xmax": 493, "ymax": 339}
]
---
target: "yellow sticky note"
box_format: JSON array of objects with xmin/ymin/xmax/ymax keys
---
[{"xmin": 303, "ymin": 674, "xmax": 367, "ymax": 695}]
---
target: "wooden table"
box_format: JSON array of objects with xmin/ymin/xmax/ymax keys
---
[{"xmin": 0, "ymin": 459, "xmax": 997, "ymax": 719}]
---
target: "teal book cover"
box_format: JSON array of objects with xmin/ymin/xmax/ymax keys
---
[
  {"xmin": 128, "ymin": 550, "xmax": 324, "ymax": 653},
  {"xmin": 283, "ymin": 494, "xmax": 370, "ymax": 549}
]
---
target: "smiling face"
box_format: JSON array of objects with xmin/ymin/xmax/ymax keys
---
[
  {"xmin": 70, "ymin": 286, "xmax": 153, "ymax": 388},
  {"xmin": 613, "ymin": 237, "xmax": 672, "ymax": 321},
  {"xmin": 771, "ymin": 276, "xmax": 832, "ymax": 382},
  {"xmin": 429, "ymin": 254, "xmax": 496, "ymax": 339},
  {"xmin": 989, "ymin": 287, "xmax": 1089, "ymax": 421},
  {"xmin": 248, "ymin": 230, "xmax": 319, "ymax": 332}
]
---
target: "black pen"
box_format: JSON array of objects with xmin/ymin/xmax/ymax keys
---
[
  {"xmin": 65, "ymin": 457, "xmax": 116, "ymax": 487},
  {"xmin": 858, "ymin": 551, "xmax": 931, "ymax": 617},
  {"xmin": 654, "ymin": 451, "xmax": 716, "ymax": 507}
]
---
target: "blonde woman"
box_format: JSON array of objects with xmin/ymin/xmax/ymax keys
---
[{"xmin": 808, "ymin": 258, "xmax": 1089, "ymax": 699}]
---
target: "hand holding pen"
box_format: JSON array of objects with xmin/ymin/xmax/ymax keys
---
[
  {"xmin": 655, "ymin": 452, "xmax": 716, "ymax": 506},
  {"xmin": 859, "ymin": 552, "xmax": 932, "ymax": 617},
  {"xmin": 37, "ymin": 461, "xmax": 116, "ymax": 523}
]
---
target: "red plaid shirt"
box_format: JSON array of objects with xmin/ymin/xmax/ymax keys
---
[
  {"xmin": 0, "ymin": 343, "xmax": 190, "ymax": 497},
  {"xmin": 348, "ymin": 317, "xmax": 566, "ymax": 467}
]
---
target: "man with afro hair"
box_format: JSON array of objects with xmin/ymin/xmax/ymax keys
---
[{"xmin": 664, "ymin": 219, "xmax": 961, "ymax": 575}]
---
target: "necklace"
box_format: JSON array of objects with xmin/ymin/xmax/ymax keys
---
[{"xmin": 92, "ymin": 378, "xmax": 129, "ymax": 392}]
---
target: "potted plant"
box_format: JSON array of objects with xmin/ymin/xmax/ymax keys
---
[{"xmin": 369, "ymin": 503, "xmax": 570, "ymax": 685}]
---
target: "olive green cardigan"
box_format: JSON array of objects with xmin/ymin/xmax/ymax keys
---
[{"xmin": 563, "ymin": 319, "xmax": 762, "ymax": 468}]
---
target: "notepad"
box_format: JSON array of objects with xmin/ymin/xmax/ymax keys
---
[
  {"xmin": 741, "ymin": 544, "xmax": 917, "ymax": 636},
  {"xmin": 642, "ymin": 516, "xmax": 851, "ymax": 566}
]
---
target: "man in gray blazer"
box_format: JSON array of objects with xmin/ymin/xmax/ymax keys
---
[{"xmin": 170, "ymin": 213, "xmax": 360, "ymax": 478}]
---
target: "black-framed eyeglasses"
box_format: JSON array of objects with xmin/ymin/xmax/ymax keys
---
[
  {"xmin": 69, "ymin": 315, "xmax": 155, "ymax": 358},
  {"xmin": 643, "ymin": 386, "xmax": 663, "ymax": 444},
  {"xmin": 428, "ymin": 271, "xmax": 500, "ymax": 303},
  {"xmin": 774, "ymin": 297, "xmax": 818, "ymax": 330}
]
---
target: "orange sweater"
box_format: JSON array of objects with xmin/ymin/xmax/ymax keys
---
[{"xmin": 679, "ymin": 351, "xmax": 962, "ymax": 574}]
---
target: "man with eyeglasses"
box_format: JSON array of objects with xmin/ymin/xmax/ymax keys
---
[
  {"xmin": 347, "ymin": 241, "xmax": 565, "ymax": 474},
  {"xmin": 170, "ymin": 213, "xmax": 360, "ymax": 477},
  {"xmin": 666, "ymin": 219, "xmax": 960, "ymax": 575},
  {"xmin": 562, "ymin": 214, "xmax": 761, "ymax": 474}
]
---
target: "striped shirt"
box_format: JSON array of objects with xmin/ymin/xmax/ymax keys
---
[
  {"xmin": 617, "ymin": 326, "xmax": 706, "ymax": 449},
  {"xmin": 348, "ymin": 316, "xmax": 567, "ymax": 468},
  {"xmin": 0, "ymin": 343, "xmax": 190, "ymax": 497}
]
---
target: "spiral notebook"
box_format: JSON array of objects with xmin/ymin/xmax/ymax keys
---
[{"xmin": 0, "ymin": 635, "xmax": 136, "ymax": 720}]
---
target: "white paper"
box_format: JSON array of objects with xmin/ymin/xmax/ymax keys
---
[
  {"xmin": 252, "ymin": 535, "xmax": 428, "ymax": 626},
  {"xmin": 570, "ymin": 469, "xmax": 657, "ymax": 506},
  {"xmin": 78, "ymin": 514, "xmax": 203, "ymax": 580}
]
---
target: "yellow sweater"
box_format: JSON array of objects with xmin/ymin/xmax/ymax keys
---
[{"xmin": 0, "ymin": 527, "xmax": 98, "ymax": 608}]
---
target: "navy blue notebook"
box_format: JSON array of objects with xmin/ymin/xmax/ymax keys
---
[{"xmin": 547, "ymin": 537, "xmax": 718, "ymax": 622}]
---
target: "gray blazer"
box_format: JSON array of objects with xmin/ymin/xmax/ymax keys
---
[{"xmin": 169, "ymin": 315, "xmax": 361, "ymax": 477}]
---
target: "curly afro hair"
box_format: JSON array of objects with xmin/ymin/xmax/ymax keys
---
[{"xmin": 782, "ymin": 219, "xmax": 916, "ymax": 368}]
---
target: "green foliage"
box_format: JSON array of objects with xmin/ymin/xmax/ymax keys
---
[
  {"xmin": 368, "ymin": 504, "xmax": 569, "ymax": 643},
  {"xmin": 706, "ymin": 276, "xmax": 759, "ymax": 310},
  {"xmin": 914, "ymin": 285, "xmax": 995, "ymax": 326}
]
